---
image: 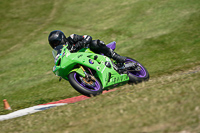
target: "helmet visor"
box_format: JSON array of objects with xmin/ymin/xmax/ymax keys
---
[{"xmin": 51, "ymin": 40, "xmax": 61, "ymax": 48}]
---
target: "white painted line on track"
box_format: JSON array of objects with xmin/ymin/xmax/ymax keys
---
[
  {"xmin": 0, "ymin": 89, "xmax": 116, "ymax": 121},
  {"xmin": 0, "ymin": 103, "xmax": 67, "ymax": 121}
]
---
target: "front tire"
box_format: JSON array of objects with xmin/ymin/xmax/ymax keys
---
[
  {"xmin": 125, "ymin": 57, "xmax": 150, "ymax": 83},
  {"xmin": 68, "ymin": 72, "xmax": 103, "ymax": 97}
]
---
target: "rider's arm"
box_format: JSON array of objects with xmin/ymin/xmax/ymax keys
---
[{"xmin": 67, "ymin": 34, "xmax": 92, "ymax": 49}]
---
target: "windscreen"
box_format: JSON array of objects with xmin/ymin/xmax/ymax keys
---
[{"xmin": 52, "ymin": 45, "xmax": 64, "ymax": 58}]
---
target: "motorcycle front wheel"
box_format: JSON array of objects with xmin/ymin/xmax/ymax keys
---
[{"xmin": 68, "ymin": 72, "xmax": 103, "ymax": 97}]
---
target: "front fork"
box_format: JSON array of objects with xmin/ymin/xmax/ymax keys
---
[{"xmin": 79, "ymin": 65, "xmax": 96, "ymax": 82}]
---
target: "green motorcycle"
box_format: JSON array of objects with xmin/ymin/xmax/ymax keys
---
[{"xmin": 52, "ymin": 41, "xmax": 149, "ymax": 97}]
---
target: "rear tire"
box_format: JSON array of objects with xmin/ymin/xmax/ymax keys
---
[
  {"xmin": 125, "ymin": 57, "xmax": 149, "ymax": 83},
  {"xmin": 68, "ymin": 72, "xmax": 103, "ymax": 97}
]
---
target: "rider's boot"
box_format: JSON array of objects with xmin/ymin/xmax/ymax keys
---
[
  {"xmin": 111, "ymin": 51, "xmax": 127, "ymax": 64},
  {"xmin": 109, "ymin": 49, "xmax": 127, "ymax": 72}
]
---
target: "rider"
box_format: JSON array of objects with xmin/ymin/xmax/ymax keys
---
[{"xmin": 48, "ymin": 30, "xmax": 126, "ymax": 63}]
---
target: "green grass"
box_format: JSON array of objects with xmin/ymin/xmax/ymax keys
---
[
  {"xmin": 1, "ymin": 68, "xmax": 200, "ymax": 133},
  {"xmin": 0, "ymin": 0, "xmax": 200, "ymax": 132}
]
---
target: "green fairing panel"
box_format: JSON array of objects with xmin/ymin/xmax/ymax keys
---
[{"xmin": 53, "ymin": 46, "xmax": 129, "ymax": 88}]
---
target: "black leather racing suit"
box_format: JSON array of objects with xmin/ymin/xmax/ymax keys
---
[{"xmin": 65, "ymin": 34, "xmax": 126, "ymax": 63}]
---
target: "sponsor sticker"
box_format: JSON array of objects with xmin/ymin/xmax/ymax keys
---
[{"xmin": 89, "ymin": 59, "xmax": 94, "ymax": 64}]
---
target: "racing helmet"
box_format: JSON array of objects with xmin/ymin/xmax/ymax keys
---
[{"xmin": 48, "ymin": 30, "xmax": 66, "ymax": 49}]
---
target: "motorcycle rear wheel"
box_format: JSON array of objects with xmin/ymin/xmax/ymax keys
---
[
  {"xmin": 125, "ymin": 57, "xmax": 150, "ymax": 84},
  {"xmin": 68, "ymin": 72, "xmax": 103, "ymax": 97}
]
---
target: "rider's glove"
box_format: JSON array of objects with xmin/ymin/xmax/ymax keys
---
[
  {"xmin": 71, "ymin": 41, "xmax": 83, "ymax": 52},
  {"xmin": 75, "ymin": 40, "xmax": 87, "ymax": 49},
  {"xmin": 71, "ymin": 44, "xmax": 78, "ymax": 52},
  {"xmin": 75, "ymin": 41, "xmax": 83, "ymax": 49}
]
